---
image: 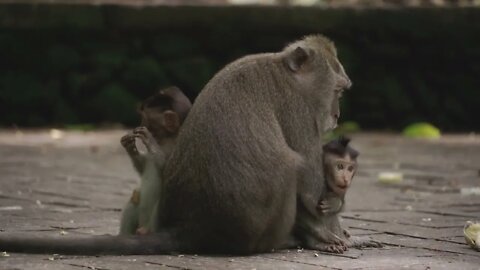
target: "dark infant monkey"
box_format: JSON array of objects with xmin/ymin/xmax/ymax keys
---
[{"xmin": 119, "ymin": 86, "xmax": 192, "ymax": 235}]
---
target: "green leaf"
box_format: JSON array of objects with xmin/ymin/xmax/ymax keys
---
[{"xmin": 402, "ymin": 122, "xmax": 441, "ymax": 139}]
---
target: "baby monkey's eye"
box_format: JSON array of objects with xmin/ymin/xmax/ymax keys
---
[
  {"xmin": 347, "ymin": 166, "xmax": 354, "ymax": 172},
  {"xmin": 337, "ymin": 164, "xmax": 344, "ymax": 170}
]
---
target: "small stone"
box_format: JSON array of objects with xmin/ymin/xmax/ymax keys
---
[
  {"xmin": 461, "ymin": 187, "xmax": 480, "ymax": 196},
  {"xmin": 50, "ymin": 129, "xmax": 64, "ymax": 140}
]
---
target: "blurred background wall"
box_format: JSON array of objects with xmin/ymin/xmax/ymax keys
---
[{"xmin": 0, "ymin": 1, "xmax": 479, "ymax": 132}]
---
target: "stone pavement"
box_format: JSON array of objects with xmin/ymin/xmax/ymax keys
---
[{"xmin": 0, "ymin": 129, "xmax": 479, "ymax": 269}]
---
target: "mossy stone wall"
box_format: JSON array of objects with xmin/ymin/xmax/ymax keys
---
[{"xmin": 0, "ymin": 5, "xmax": 479, "ymax": 131}]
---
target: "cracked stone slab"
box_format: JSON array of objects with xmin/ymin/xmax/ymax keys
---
[{"xmin": 1, "ymin": 131, "xmax": 480, "ymax": 269}]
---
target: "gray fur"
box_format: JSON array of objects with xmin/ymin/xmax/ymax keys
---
[{"xmin": 0, "ymin": 35, "xmax": 353, "ymax": 255}]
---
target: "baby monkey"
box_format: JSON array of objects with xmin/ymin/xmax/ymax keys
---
[
  {"xmin": 318, "ymin": 136, "xmax": 358, "ymax": 220},
  {"xmin": 292, "ymin": 136, "xmax": 360, "ymax": 253},
  {"xmin": 119, "ymin": 86, "xmax": 192, "ymax": 235},
  {"xmin": 310, "ymin": 136, "xmax": 382, "ymax": 253},
  {"xmin": 317, "ymin": 137, "xmax": 358, "ymax": 239}
]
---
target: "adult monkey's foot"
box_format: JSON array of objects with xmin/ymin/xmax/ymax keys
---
[
  {"xmin": 300, "ymin": 231, "xmax": 349, "ymax": 254},
  {"xmin": 313, "ymin": 242, "xmax": 347, "ymax": 254}
]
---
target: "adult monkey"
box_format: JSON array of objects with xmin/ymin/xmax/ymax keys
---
[{"xmin": 0, "ymin": 35, "xmax": 351, "ymax": 255}]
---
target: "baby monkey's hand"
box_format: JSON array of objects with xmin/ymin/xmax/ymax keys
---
[{"xmin": 317, "ymin": 196, "xmax": 343, "ymax": 215}]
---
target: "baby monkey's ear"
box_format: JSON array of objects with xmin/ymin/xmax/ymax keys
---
[{"xmin": 162, "ymin": 110, "xmax": 181, "ymax": 133}]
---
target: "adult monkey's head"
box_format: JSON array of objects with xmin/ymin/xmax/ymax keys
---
[{"xmin": 283, "ymin": 35, "xmax": 352, "ymax": 132}]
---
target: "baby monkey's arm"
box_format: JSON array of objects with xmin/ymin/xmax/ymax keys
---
[{"xmin": 317, "ymin": 195, "xmax": 344, "ymax": 215}]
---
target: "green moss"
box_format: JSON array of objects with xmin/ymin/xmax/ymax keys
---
[
  {"xmin": 0, "ymin": 72, "xmax": 43, "ymax": 104},
  {"xmin": 66, "ymin": 73, "xmax": 88, "ymax": 99},
  {"xmin": 152, "ymin": 35, "xmax": 199, "ymax": 60},
  {"xmin": 64, "ymin": 124, "xmax": 96, "ymax": 131},
  {"xmin": 0, "ymin": 7, "xmax": 479, "ymax": 130},
  {"xmin": 122, "ymin": 57, "xmax": 168, "ymax": 96},
  {"xmin": 47, "ymin": 45, "xmax": 81, "ymax": 74},
  {"xmin": 323, "ymin": 121, "xmax": 361, "ymax": 142},
  {"xmin": 336, "ymin": 121, "xmax": 361, "ymax": 134},
  {"xmin": 165, "ymin": 57, "xmax": 215, "ymax": 93},
  {"xmin": 89, "ymin": 83, "xmax": 139, "ymax": 125},
  {"xmin": 53, "ymin": 99, "xmax": 78, "ymax": 124},
  {"xmin": 92, "ymin": 50, "xmax": 127, "ymax": 70}
]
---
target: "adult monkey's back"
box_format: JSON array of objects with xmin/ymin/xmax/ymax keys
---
[{"xmin": 0, "ymin": 35, "xmax": 351, "ymax": 255}]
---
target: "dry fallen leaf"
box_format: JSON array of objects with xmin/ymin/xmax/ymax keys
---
[
  {"xmin": 464, "ymin": 221, "xmax": 480, "ymax": 251},
  {"xmin": 378, "ymin": 172, "xmax": 403, "ymax": 184}
]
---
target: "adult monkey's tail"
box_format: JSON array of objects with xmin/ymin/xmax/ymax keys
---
[{"xmin": 0, "ymin": 230, "xmax": 184, "ymax": 255}]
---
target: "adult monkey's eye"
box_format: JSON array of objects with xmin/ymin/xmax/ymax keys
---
[
  {"xmin": 337, "ymin": 164, "xmax": 344, "ymax": 170},
  {"xmin": 348, "ymin": 166, "xmax": 354, "ymax": 172},
  {"xmin": 330, "ymin": 58, "xmax": 341, "ymax": 73}
]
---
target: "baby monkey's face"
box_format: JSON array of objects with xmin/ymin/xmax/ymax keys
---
[{"xmin": 325, "ymin": 154, "xmax": 357, "ymax": 195}]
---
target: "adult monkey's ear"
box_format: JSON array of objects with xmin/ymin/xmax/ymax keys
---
[{"xmin": 285, "ymin": 46, "xmax": 311, "ymax": 72}]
